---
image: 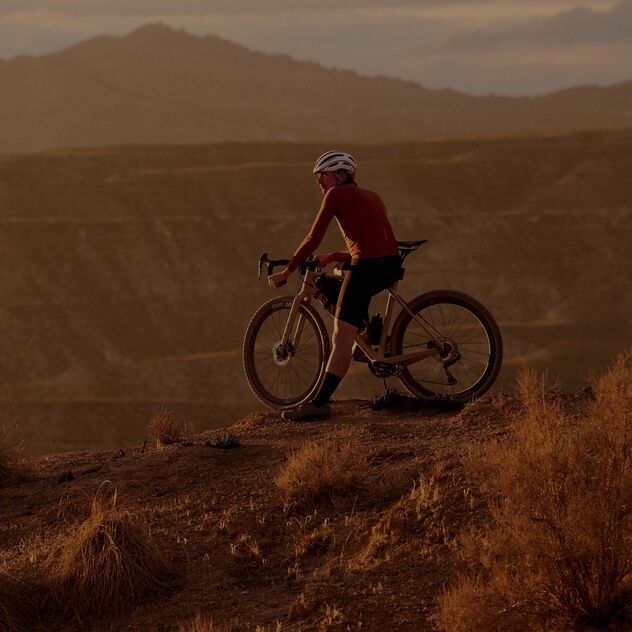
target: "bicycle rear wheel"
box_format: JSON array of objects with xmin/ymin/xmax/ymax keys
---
[
  {"xmin": 390, "ymin": 290, "xmax": 502, "ymax": 402},
  {"xmin": 243, "ymin": 296, "xmax": 330, "ymax": 409}
]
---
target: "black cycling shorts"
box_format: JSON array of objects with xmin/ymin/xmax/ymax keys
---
[{"xmin": 335, "ymin": 255, "xmax": 401, "ymax": 328}]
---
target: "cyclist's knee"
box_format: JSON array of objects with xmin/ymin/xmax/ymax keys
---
[{"xmin": 332, "ymin": 318, "xmax": 357, "ymax": 347}]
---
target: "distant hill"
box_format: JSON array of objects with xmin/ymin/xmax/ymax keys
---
[{"xmin": 1, "ymin": 23, "xmax": 632, "ymax": 153}]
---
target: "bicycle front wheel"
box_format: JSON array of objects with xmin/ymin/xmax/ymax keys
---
[
  {"xmin": 243, "ymin": 296, "xmax": 330, "ymax": 409},
  {"xmin": 390, "ymin": 290, "xmax": 502, "ymax": 402}
]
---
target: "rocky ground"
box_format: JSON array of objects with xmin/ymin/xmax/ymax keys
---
[{"xmin": 0, "ymin": 391, "xmax": 584, "ymax": 631}]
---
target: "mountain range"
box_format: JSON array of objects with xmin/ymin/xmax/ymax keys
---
[{"xmin": 1, "ymin": 23, "xmax": 631, "ymax": 154}]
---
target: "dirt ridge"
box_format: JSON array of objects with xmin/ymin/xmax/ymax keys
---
[{"xmin": 0, "ymin": 394, "xmax": 528, "ymax": 631}]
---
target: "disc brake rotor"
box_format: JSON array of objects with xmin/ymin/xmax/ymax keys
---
[{"xmin": 272, "ymin": 341, "xmax": 293, "ymax": 367}]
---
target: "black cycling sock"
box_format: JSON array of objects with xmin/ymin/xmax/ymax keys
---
[{"xmin": 313, "ymin": 372, "xmax": 342, "ymax": 406}]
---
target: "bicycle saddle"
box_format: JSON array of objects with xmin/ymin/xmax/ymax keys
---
[
  {"xmin": 397, "ymin": 239, "xmax": 427, "ymax": 263},
  {"xmin": 397, "ymin": 239, "xmax": 427, "ymax": 250}
]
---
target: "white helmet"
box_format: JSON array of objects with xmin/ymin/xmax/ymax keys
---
[{"xmin": 313, "ymin": 150, "xmax": 357, "ymax": 175}]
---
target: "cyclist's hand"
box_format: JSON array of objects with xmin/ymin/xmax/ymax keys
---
[
  {"xmin": 268, "ymin": 269, "xmax": 289, "ymax": 289},
  {"xmin": 314, "ymin": 253, "xmax": 335, "ymax": 268}
]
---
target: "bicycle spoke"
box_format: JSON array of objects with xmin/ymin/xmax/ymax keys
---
[
  {"xmin": 394, "ymin": 296, "xmax": 501, "ymax": 397},
  {"xmin": 244, "ymin": 301, "xmax": 328, "ymax": 406}
]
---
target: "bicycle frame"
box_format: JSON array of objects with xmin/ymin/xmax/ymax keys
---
[{"xmin": 276, "ymin": 268, "xmax": 448, "ymax": 368}]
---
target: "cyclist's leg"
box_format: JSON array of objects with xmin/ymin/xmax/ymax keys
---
[
  {"xmin": 282, "ymin": 259, "xmax": 396, "ymax": 419},
  {"xmin": 311, "ymin": 269, "xmax": 370, "ymax": 405},
  {"xmin": 309, "ymin": 318, "xmax": 357, "ymax": 407},
  {"xmin": 283, "ymin": 269, "xmax": 367, "ymax": 419},
  {"xmin": 326, "ymin": 318, "xmax": 358, "ymax": 376}
]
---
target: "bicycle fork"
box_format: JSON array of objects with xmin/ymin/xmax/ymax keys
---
[{"xmin": 275, "ymin": 293, "xmax": 309, "ymax": 362}]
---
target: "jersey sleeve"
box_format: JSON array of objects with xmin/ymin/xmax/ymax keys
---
[{"xmin": 286, "ymin": 189, "xmax": 337, "ymax": 273}]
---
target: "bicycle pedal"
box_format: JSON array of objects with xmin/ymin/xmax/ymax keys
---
[{"xmin": 369, "ymin": 360, "xmax": 400, "ymax": 377}]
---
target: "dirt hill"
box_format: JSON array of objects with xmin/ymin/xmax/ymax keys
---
[
  {"xmin": 0, "ymin": 394, "xmax": 523, "ymax": 631},
  {"xmin": 1, "ymin": 23, "xmax": 632, "ymax": 153},
  {"xmin": 4, "ymin": 375, "xmax": 626, "ymax": 631}
]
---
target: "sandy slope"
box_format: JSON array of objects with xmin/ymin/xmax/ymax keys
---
[{"xmin": 0, "ymin": 394, "xmax": 538, "ymax": 631}]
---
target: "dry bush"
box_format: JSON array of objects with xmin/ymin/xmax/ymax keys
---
[
  {"xmin": 178, "ymin": 612, "xmax": 233, "ymax": 631},
  {"xmin": 436, "ymin": 354, "xmax": 632, "ymax": 631},
  {"xmin": 275, "ymin": 429, "xmax": 369, "ymax": 508},
  {"xmin": 47, "ymin": 491, "xmax": 174, "ymax": 622},
  {"xmin": 147, "ymin": 405, "xmax": 192, "ymax": 447}
]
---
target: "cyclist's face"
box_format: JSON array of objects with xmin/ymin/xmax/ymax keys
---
[{"xmin": 315, "ymin": 171, "xmax": 337, "ymax": 193}]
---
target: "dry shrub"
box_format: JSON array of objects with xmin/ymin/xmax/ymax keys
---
[
  {"xmin": 275, "ymin": 429, "xmax": 368, "ymax": 508},
  {"xmin": 178, "ymin": 612, "xmax": 233, "ymax": 631},
  {"xmin": 436, "ymin": 353, "xmax": 632, "ymax": 631},
  {"xmin": 147, "ymin": 405, "xmax": 191, "ymax": 447},
  {"xmin": 47, "ymin": 490, "xmax": 173, "ymax": 622}
]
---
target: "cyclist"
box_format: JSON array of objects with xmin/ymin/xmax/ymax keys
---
[{"xmin": 268, "ymin": 150, "xmax": 401, "ymax": 421}]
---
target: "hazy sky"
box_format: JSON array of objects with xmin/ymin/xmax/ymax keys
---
[{"xmin": 1, "ymin": 0, "xmax": 631, "ymax": 95}]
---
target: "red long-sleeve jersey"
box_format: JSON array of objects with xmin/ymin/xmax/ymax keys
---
[{"xmin": 287, "ymin": 183, "xmax": 398, "ymax": 273}]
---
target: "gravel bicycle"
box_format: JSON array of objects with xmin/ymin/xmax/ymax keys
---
[{"xmin": 243, "ymin": 240, "xmax": 502, "ymax": 409}]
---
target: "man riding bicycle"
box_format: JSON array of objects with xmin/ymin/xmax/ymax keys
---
[{"xmin": 268, "ymin": 150, "xmax": 401, "ymax": 421}]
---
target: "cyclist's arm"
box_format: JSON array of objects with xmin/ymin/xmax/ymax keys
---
[
  {"xmin": 268, "ymin": 203, "xmax": 335, "ymax": 288},
  {"xmin": 285, "ymin": 192, "xmax": 336, "ymax": 274},
  {"xmin": 312, "ymin": 251, "xmax": 350, "ymax": 267},
  {"xmin": 332, "ymin": 251, "xmax": 351, "ymax": 262}
]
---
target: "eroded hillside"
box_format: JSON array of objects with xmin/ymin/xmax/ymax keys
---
[{"xmin": 1, "ymin": 130, "xmax": 631, "ymax": 452}]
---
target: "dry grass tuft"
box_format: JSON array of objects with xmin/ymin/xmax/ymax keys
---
[
  {"xmin": 147, "ymin": 405, "xmax": 192, "ymax": 447},
  {"xmin": 178, "ymin": 612, "xmax": 233, "ymax": 631},
  {"xmin": 229, "ymin": 533, "xmax": 267, "ymax": 571},
  {"xmin": 47, "ymin": 490, "xmax": 174, "ymax": 622},
  {"xmin": 206, "ymin": 431, "xmax": 240, "ymax": 449},
  {"xmin": 275, "ymin": 429, "xmax": 369, "ymax": 509},
  {"xmin": 436, "ymin": 353, "xmax": 632, "ymax": 631},
  {"xmin": 353, "ymin": 472, "xmax": 450, "ymax": 569},
  {"xmin": 369, "ymin": 386, "xmax": 408, "ymax": 411}
]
